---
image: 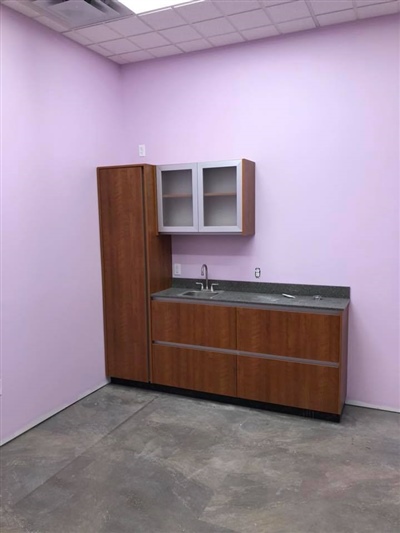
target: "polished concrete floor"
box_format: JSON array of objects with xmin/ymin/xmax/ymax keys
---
[{"xmin": 1, "ymin": 385, "xmax": 399, "ymax": 533}]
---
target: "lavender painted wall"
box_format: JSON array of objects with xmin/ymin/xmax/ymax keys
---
[
  {"xmin": 122, "ymin": 17, "xmax": 400, "ymax": 410},
  {"xmin": 1, "ymin": 7, "xmax": 125, "ymax": 442}
]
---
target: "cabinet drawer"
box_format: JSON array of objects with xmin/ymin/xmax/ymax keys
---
[
  {"xmin": 152, "ymin": 301, "xmax": 236, "ymax": 349},
  {"xmin": 152, "ymin": 344, "xmax": 236, "ymax": 397},
  {"xmin": 237, "ymin": 355, "xmax": 340, "ymax": 414},
  {"xmin": 237, "ymin": 308, "xmax": 340, "ymax": 363}
]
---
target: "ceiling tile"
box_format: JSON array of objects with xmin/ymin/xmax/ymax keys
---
[
  {"xmin": 229, "ymin": 9, "xmax": 272, "ymax": 30},
  {"xmin": 3, "ymin": 0, "xmax": 40, "ymax": 17},
  {"xmin": 130, "ymin": 32, "xmax": 171, "ymax": 48},
  {"xmin": 149, "ymin": 45, "xmax": 183, "ymax": 57},
  {"xmin": 242, "ymin": 24, "xmax": 280, "ymax": 38},
  {"xmin": 175, "ymin": 1, "xmax": 222, "ymax": 22},
  {"xmin": 63, "ymin": 31, "xmax": 93, "ymax": 45},
  {"xmin": 355, "ymin": 0, "xmax": 396, "ymax": 5},
  {"xmin": 36, "ymin": 16, "xmax": 69, "ymax": 32},
  {"xmin": 140, "ymin": 8, "xmax": 187, "ymax": 30},
  {"xmin": 317, "ymin": 9, "xmax": 357, "ymax": 25},
  {"xmin": 177, "ymin": 39, "xmax": 212, "ymax": 52},
  {"xmin": 278, "ymin": 16, "xmax": 316, "ymax": 32},
  {"xmin": 119, "ymin": 50, "xmax": 155, "ymax": 62},
  {"xmin": 109, "ymin": 55, "xmax": 130, "ymax": 64},
  {"xmin": 87, "ymin": 44, "xmax": 114, "ymax": 57},
  {"xmin": 309, "ymin": 0, "xmax": 354, "ymax": 16},
  {"xmin": 105, "ymin": 16, "xmax": 152, "ymax": 37},
  {"xmin": 267, "ymin": 0, "xmax": 311, "ymax": 22},
  {"xmin": 216, "ymin": 0, "xmax": 262, "ymax": 15},
  {"xmin": 76, "ymin": 25, "xmax": 121, "ymax": 43},
  {"xmin": 100, "ymin": 39, "xmax": 140, "ymax": 54},
  {"xmin": 208, "ymin": 32, "xmax": 245, "ymax": 45},
  {"xmin": 261, "ymin": 0, "xmax": 297, "ymax": 6},
  {"xmin": 358, "ymin": 1, "xmax": 399, "ymax": 17},
  {"xmin": 193, "ymin": 17, "xmax": 236, "ymax": 37},
  {"xmin": 160, "ymin": 24, "xmax": 202, "ymax": 43}
]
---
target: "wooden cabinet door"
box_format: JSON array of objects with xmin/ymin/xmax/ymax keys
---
[
  {"xmin": 151, "ymin": 301, "xmax": 236, "ymax": 350},
  {"xmin": 98, "ymin": 167, "xmax": 148, "ymax": 382},
  {"xmin": 237, "ymin": 356, "xmax": 340, "ymax": 414},
  {"xmin": 152, "ymin": 344, "xmax": 236, "ymax": 397},
  {"xmin": 237, "ymin": 308, "xmax": 341, "ymax": 363}
]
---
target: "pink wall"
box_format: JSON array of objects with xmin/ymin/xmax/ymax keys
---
[
  {"xmin": 1, "ymin": 7, "xmax": 126, "ymax": 442},
  {"xmin": 121, "ymin": 16, "xmax": 400, "ymax": 410},
  {"xmin": 1, "ymin": 8, "xmax": 398, "ymax": 444}
]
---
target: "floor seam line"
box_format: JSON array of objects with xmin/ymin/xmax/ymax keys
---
[{"xmin": 7, "ymin": 395, "xmax": 158, "ymax": 509}]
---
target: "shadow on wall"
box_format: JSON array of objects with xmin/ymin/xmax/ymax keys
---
[{"xmin": 172, "ymin": 234, "xmax": 256, "ymax": 256}]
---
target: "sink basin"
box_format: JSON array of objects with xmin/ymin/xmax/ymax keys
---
[{"xmin": 179, "ymin": 290, "xmax": 223, "ymax": 299}]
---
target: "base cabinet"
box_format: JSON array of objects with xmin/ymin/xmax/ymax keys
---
[
  {"xmin": 237, "ymin": 356, "xmax": 340, "ymax": 414},
  {"xmin": 151, "ymin": 300, "xmax": 349, "ymax": 418},
  {"xmin": 152, "ymin": 344, "xmax": 236, "ymax": 397}
]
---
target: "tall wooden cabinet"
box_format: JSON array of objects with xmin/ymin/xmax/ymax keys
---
[{"xmin": 97, "ymin": 165, "xmax": 171, "ymax": 382}]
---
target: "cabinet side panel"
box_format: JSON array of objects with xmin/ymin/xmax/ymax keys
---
[
  {"xmin": 237, "ymin": 308, "xmax": 341, "ymax": 362},
  {"xmin": 151, "ymin": 301, "xmax": 236, "ymax": 350},
  {"xmin": 339, "ymin": 307, "xmax": 349, "ymax": 412},
  {"xmin": 237, "ymin": 356, "xmax": 340, "ymax": 413},
  {"xmin": 97, "ymin": 167, "xmax": 148, "ymax": 382},
  {"xmin": 152, "ymin": 344, "xmax": 236, "ymax": 396},
  {"xmin": 143, "ymin": 165, "xmax": 172, "ymax": 382},
  {"xmin": 142, "ymin": 165, "xmax": 172, "ymax": 293},
  {"xmin": 242, "ymin": 159, "xmax": 255, "ymax": 236}
]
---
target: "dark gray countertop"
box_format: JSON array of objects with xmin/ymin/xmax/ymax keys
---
[{"xmin": 152, "ymin": 280, "xmax": 350, "ymax": 312}]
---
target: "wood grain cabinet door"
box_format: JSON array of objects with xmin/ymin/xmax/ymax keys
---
[
  {"xmin": 237, "ymin": 308, "xmax": 341, "ymax": 363},
  {"xmin": 237, "ymin": 356, "xmax": 340, "ymax": 414},
  {"xmin": 152, "ymin": 301, "xmax": 236, "ymax": 350},
  {"xmin": 98, "ymin": 167, "xmax": 148, "ymax": 382},
  {"xmin": 152, "ymin": 344, "xmax": 236, "ymax": 397}
]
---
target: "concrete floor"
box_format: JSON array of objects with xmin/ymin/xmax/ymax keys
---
[{"xmin": 1, "ymin": 385, "xmax": 399, "ymax": 533}]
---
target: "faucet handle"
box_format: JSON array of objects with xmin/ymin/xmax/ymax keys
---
[
  {"xmin": 195, "ymin": 282, "xmax": 204, "ymax": 291},
  {"xmin": 211, "ymin": 283, "xmax": 219, "ymax": 292}
]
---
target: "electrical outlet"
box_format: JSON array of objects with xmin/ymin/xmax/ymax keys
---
[
  {"xmin": 173, "ymin": 263, "xmax": 181, "ymax": 276},
  {"xmin": 138, "ymin": 144, "xmax": 146, "ymax": 157},
  {"xmin": 255, "ymin": 267, "xmax": 261, "ymax": 279}
]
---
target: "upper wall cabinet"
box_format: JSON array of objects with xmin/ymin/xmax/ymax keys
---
[{"xmin": 156, "ymin": 159, "xmax": 255, "ymax": 235}]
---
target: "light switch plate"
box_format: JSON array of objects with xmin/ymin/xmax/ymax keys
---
[{"xmin": 173, "ymin": 263, "xmax": 181, "ymax": 276}]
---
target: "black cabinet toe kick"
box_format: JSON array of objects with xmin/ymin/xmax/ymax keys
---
[{"xmin": 110, "ymin": 378, "xmax": 342, "ymax": 423}]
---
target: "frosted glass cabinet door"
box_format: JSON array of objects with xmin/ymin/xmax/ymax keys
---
[
  {"xmin": 198, "ymin": 160, "xmax": 242, "ymax": 233},
  {"xmin": 157, "ymin": 163, "xmax": 198, "ymax": 233}
]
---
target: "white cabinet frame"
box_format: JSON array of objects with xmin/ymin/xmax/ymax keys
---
[
  {"xmin": 198, "ymin": 160, "xmax": 242, "ymax": 234},
  {"xmin": 157, "ymin": 163, "xmax": 198, "ymax": 233}
]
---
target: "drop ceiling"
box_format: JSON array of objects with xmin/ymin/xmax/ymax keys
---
[{"xmin": 3, "ymin": 0, "xmax": 399, "ymax": 64}]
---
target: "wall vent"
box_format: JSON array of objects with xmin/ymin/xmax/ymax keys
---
[{"xmin": 31, "ymin": 0, "xmax": 132, "ymax": 29}]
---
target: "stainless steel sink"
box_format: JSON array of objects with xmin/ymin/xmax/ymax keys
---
[{"xmin": 179, "ymin": 290, "xmax": 223, "ymax": 299}]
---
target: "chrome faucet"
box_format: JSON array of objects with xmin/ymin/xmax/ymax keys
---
[{"xmin": 201, "ymin": 264, "xmax": 209, "ymax": 291}]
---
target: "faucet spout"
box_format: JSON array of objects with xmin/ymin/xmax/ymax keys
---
[{"xmin": 201, "ymin": 264, "xmax": 209, "ymax": 291}]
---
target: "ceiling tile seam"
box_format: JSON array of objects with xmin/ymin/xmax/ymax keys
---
[
  {"xmin": 127, "ymin": 30, "xmax": 179, "ymax": 50},
  {"xmin": 210, "ymin": 0, "xmax": 268, "ymax": 19},
  {"xmin": 169, "ymin": 2, "xmax": 262, "ymax": 41},
  {"xmin": 304, "ymin": 1, "xmax": 322, "ymax": 27},
  {"xmin": 264, "ymin": 2, "xmax": 322, "ymax": 25},
  {"xmin": 217, "ymin": 14, "xmax": 259, "ymax": 42},
  {"xmin": 224, "ymin": 5, "xmax": 277, "ymax": 40},
  {"xmin": 259, "ymin": 4, "xmax": 284, "ymax": 35},
  {"xmin": 352, "ymin": 0, "xmax": 360, "ymax": 16},
  {"xmin": 172, "ymin": 37, "xmax": 212, "ymax": 52}
]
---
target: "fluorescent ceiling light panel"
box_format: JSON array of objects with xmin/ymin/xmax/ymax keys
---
[{"xmin": 118, "ymin": 0, "xmax": 202, "ymax": 15}]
